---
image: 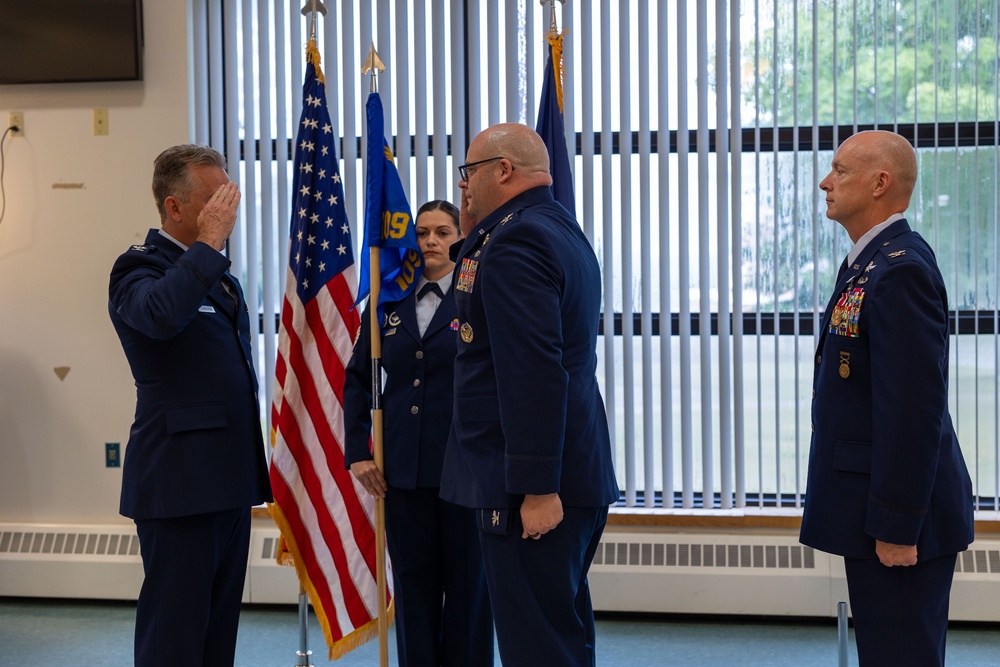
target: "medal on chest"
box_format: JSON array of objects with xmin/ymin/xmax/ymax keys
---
[
  {"xmin": 828, "ymin": 287, "xmax": 865, "ymax": 338},
  {"xmin": 456, "ymin": 257, "xmax": 479, "ymax": 293}
]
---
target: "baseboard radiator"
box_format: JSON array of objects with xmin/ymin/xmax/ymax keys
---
[{"xmin": 2, "ymin": 522, "xmax": 998, "ymax": 621}]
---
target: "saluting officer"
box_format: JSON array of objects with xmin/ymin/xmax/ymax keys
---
[{"xmin": 109, "ymin": 145, "xmax": 272, "ymax": 667}]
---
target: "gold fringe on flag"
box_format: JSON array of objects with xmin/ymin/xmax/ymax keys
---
[
  {"xmin": 306, "ymin": 38, "xmax": 325, "ymax": 85},
  {"xmin": 548, "ymin": 31, "xmax": 568, "ymax": 115},
  {"xmin": 268, "ymin": 501, "xmax": 395, "ymax": 660}
]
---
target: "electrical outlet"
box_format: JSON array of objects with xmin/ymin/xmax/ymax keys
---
[
  {"xmin": 105, "ymin": 442, "xmax": 121, "ymax": 468},
  {"xmin": 92, "ymin": 108, "xmax": 109, "ymax": 136},
  {"xmin": 8, "ymin": 111, "xmax": 24, "ymax": 137}
]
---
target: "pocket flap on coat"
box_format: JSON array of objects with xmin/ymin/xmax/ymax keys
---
[
  {"xmin": 833, "ymin": 440, "xmax": 872, "ymax": 474},
  {"xmin": 165, "ymin": 403, "xmax": 228, "ymax": 434}
]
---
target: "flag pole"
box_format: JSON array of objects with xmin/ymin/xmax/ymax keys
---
[
  {"xmin": 295, "ymin": 586, "xmax": 314, "ymax": 667},
  {"xmin": 287, "ymin": 5, "xmax": 328, "ymax": 667},
  {"xmin": 362, "ymin": 41, "xmax": 390, "ymax": 667},
  {"xmin": 541, "ymin": 0, "xmax": 565, "ymax": 36}
]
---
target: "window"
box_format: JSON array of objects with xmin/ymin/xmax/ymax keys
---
[{"xmin": 198, "ymin": 0, "xmax": 1000, "ymax": 513}]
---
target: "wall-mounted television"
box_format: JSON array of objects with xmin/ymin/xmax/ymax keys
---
[{"xmin": 0, "ymin": 0, "xmax": 144, "ymax": 85}]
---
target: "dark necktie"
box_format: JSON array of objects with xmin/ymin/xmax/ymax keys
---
[
  {"xmin": 417, "ymin": 282, "xmax": 443, "ymax": 301},
  {"xmin": 220, "ymin": 274, "xmax": 239, "ymax": 312},
  {"xmin": 836, "ymin": 257, "xmax": 849, "ymax": 283}
]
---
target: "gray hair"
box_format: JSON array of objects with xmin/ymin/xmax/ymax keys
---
[{"xmin": 151, "ymin": 144, "xmax": 227, "ymax": 220}]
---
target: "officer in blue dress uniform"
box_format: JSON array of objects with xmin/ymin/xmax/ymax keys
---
[
  {"xmin": 800, "ymin": 130, "xmax": 974, "ymax": 667},
  {"xmin": 344, "ymin": 200, "xmax": 493, "ymax": 666},
  {"xmin": 109, "ymin": 145, "xmax": 272, "ymax": 667},
  {"xmin": 439, "ymin": 123, "xmax": 619, "ymax": 667}
]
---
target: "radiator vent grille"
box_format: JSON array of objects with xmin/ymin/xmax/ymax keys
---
[
  {"xmin": 590, "ymin": 541, "xmax": 1000, "ymax": 575},
  {"xmin": 593, "ymin": 541, "xmax": 817, "ymax": 570},
  {"xmin": 957, "ymin": 549, "xmax": 1000, "ymax": 574},
  {"xmin": 0, "ymin": 530, "xmax": 140, "ymax": 558},
  {"xmin": 260, "ymin": 536, "xmax": 278, "ymax": 560}
]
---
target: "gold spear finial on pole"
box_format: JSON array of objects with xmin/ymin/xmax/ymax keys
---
[
  {"xmin": 362, "ymin": 42, "xmax": 386, "ymax": 94},
  {"xmin": 300, "ymin": 0, "xmax": 327, "ymax": 43},
  {"xmin": 540, "ymin": 0, "xmax": 566, "ymax": 37}
]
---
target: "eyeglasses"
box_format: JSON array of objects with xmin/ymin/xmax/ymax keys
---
[{"xmin": 458, "ymin": 156, "xmax": 506, "ymax": 181}]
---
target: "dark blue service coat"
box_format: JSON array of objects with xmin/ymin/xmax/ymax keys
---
[
  {"xmin": 109, "ymin": 229, "xmax": 272, "ymax": 520},
  {"xmin": 439, "ymin": 185, "xmax": 618, "ymax": 510},
  {"xmin": 343, "ymin": 290, "xmax": 459, "ymax": 487},
  {"xmin": 800, "ymin": 219, "xmax": 973, "ymax": 561}
]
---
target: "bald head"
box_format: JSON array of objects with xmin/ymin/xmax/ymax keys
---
[
  {"xmin": 475, "ymin": 123, "xmax": 552, "ymax": 177},
  {"xmin": 849, "ymin": 130, "xmax": 918, "ymax": 202},
  {"xmin": 461, "ymin": 123, "xmax": 554, "ymax": 223},
  {"xmin": 819, "ymin": 130, "xmax": 918, "ymax": 240}
]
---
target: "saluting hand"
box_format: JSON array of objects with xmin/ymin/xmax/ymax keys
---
[
  {"xmin": 350, "ymin": 460, "xmax": 388, "ymax": 499},
  {"xmin": 521, "ymin": 493, "xmax": 563, "ymax": 540},
  {"xmin": 196, "ymin": 181, "xmax": 241, "ymax": 251},
  {"xmin": 876, "ymin": 540, "xmax": 918, "ymax": 567}
]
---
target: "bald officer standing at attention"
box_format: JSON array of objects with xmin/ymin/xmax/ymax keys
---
[
  {"xmin": 800, "ymin": 130, "xmax": 973, "ymax": 666},
  {"xmin": 440, "ymin": 123, "xmax": 618, "ymax": 667}
]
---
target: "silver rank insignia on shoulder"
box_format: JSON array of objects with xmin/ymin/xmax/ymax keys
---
[
  {"xmin": 500, "ymin": 213, "xmax": 514, "ymax": 226},
  {"xmin": 888, "ymin": 250, "xmax": 907, "ymax": 258},
  {"xmin": 130, "ymin": 244, "xmax": 150, "ymax": 252}
]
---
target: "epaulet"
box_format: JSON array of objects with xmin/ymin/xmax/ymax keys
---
[
  {"xmin": 128, "ymin": 244, "xmax": 157, "ymax": 253},
  {"xmin": 876, "ymin": 239, "xmax": 913, "ymax": 264}
]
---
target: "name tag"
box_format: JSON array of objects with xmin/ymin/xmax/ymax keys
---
[{"xmin": 198, "ymin": 305, "xmax": 216, "ymax": 313}]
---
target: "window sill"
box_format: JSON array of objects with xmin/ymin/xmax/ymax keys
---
[
  {"xmin": 254, "ymin": 506, "xmax": 1000, "ymax": 533},
  {"xmin": 607, "ymin": 507, "xmax": 1000, "ymax": 534}
]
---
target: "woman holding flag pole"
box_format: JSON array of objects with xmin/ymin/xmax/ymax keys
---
[
  {"xmin": 344, "ymin": 199, "xmax": 494, "ymax": 667},
  {"xmin": 343, "ymin": 46, "xmax": 494, "ymax": 667}
]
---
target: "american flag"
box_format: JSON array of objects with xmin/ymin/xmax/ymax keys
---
[{"xmin": 269, "ymin": 39, "xmax": 386, "ymax": 659}]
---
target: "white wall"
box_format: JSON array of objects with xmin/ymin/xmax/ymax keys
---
[{"xmin": 0, "ymin": 2, "xmax": 192, "ymax": 524}]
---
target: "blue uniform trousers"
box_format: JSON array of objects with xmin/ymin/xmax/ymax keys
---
[
  {"xmin": 134, "ymin": 507, "xmax": 250, "ymax": 667},
  {"xmin": 478, "ymin": 504, "xmax": 608, "ymax": 667},
  {"xmin": 844, "ymin": 552, "xmax": 958, "ymax": 667},
  {"xmin": 384, "ymin": 486, "xmax": 494, "ymax": 666}
]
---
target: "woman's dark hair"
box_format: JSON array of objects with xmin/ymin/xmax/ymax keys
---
[{"xmin": 416, "ymin": 199, "xmax": 460, "ymax": 231}]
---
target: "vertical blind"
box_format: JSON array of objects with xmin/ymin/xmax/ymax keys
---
[{"xmin": 195, "ymin": 0, "xmax": 1000, "ymax": 514}]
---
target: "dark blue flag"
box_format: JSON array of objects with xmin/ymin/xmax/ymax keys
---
[
  {"xmin": 357, "ymin": 92, "xmax": 422, "ymax": 307},
  {"xmin": 535, "ymin": 32, "xmax": 576, "ymax": 216}
]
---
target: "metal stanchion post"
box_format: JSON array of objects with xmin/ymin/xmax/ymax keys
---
[
  {"xmin": 295, "ymin": 589, "xmax": 314, "ymax": 667},
  {"xmin": 837, "ymin": 600, "xmax": 849, "ymax": 667}
]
